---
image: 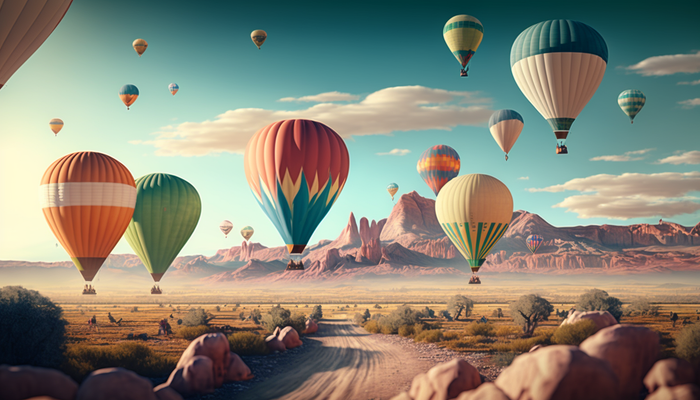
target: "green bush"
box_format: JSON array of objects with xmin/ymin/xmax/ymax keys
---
[
  {"xmin": 415, "ymin": 329, "xmax": 443, "ymax": 343},
  {"xmin": 179, "ymin": 325, "xmax": 213, "ymax": 340},
  {"xmin": 228, "ymin": 332, "xmax": 269, "ymax": 356},
  {"xmin": 63, "ymin": 343, "xmax": 176, "ymax": 382},
  {"xmin": 466, "ymin": 322, "xmax": 496, "ymax": 337},
  {"xmin": 675, "ymin": 323, "xmax": 700, "ymax": 367},
  {"xmin": 182, "ymin": 308, "xmax": 214, "ymax": 327},
  {"xmin": 310, "ymin": 305, "xmax": 323, "ymax": 320},
  {"xmin": 495, "ymin": 325, "xmax": 521, "ymax": 337},
  {"xmin": 363, "ymin": 320, "xmax": 380, "ymax": 333},
  {"xmin": 398, "ymin": 325, "xmax": 415, "ymax": 337},
  {"xmin": 353, "ymin": 313, "xmax": 365, "ymax": 325},
  {"xmin": 552, "ymin": 319, "xmax": 598, "ymax": 346},
  {"xmin": 377, "ymin": 305, "xmax": 421, "ymax": 334}
]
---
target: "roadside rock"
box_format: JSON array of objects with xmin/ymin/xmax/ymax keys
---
[
  {"xmin": 645, "ymin": 384, "xmax": 700, "ymax": 400},
  {"xmin": 560, "ymin": 311, "xmax": 618, "ymax": 332},
  {"xmin": 177, "ymin": 333, "xmax": 230, "ymax": 387},
  {"xmin": 278, "ymin": 326, "xmax": 303, "ymax": 349},
  {"xmin": 644, "ymin": 358, "xmax": 697, "ymax": 393},
  {"xmin": 265, "ymin": 335, "xmax": 286, "ymax": 352},
  {"xmin": 407, "ymin": 358, "xmax": 481, "ymax": 400},
  {"xmin": 77, "ymin": 368, "xmax": 157, "ymax": 400},
  {"xmin": 159, "ymin": 356, "xmax": 215, "ymax": 397},
  {"xmin": 456, "ymin": 383, "xmax": 509, "ymax": 400},
  {"xmin": 305, "ymin": 319, "xmax": 319, "ymax": 334},
  {"xmin": 153, "ymin": 386, "xmax": 183, "ymax": 400},
  {"xmin": 225, "ymin": 352, "xmax": 254, "ymax": 381},
  {"xmin": 0, "ymin": 365, "xmax": 77, "ymax": 400}
]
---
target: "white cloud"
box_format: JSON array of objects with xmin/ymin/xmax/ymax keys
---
[
  {"xmin": 376, "ymin": 148, "xmax": 411, "ymax": 156},
  {"xmin": 518, "ymin": 176, "xmax": 529, "ymax": 180},
  {"xmin": 278, "ymin": 91, "xmax": 360, "ymax": 102},
  {"xmin": 625, "ymin": 51, "xmax": 700, "ymax": 76},
  {"xmin": 679, "ymin": 98, "xmax": 700, "ymax": 108},
  {"xmin": 528, "ymin": 172, "xmax": 700, "ymax": 219},
  {"xmin": 589, "ymin": 148, "xmax": 655, "ymax": 162},
  {"xmin": 143, "ymin": 86, "xmax": 492, "ymax": 156},
  {"xmin": 678, "ymin": 79, "xmax": 700, "ymax": 85},
  {"xmin": 657, "ymin": 151, "xmax": 700, "ymax": 165}
]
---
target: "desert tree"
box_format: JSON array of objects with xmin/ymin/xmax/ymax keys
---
[
  {"xmin": 624, "ymin": 298, "xmax": 660, "ymax": 317},
  {"xmin": 576, "ymin": 289, "xmax": 623, "ymax": 321},
  {"xmin": 310, "ymin": 305, "xmax": 323, "ymax": 320},
  {"xmin": 447, "ymin": 295, "xmax": 474, "ymax": 321},
  {"xmin": 510, "ymin": 294, "xmax": 554, "ymax": 337}
]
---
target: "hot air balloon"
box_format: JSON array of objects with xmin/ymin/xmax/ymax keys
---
[
  {"xmin": 133, "ymin": 39, "xmax": 148, "ymax": 56},
  {"xmin": 119, "ymin": 84, "xmax": 139, "ymax": 110},
  {"xmin": 241, "ymin": 226, "xmax": 254, "ymax": 241},
  {"xmin": 443, "ymin": 15, "xmax": 483, "ymax": 77},
  {"xmin": 0, "ymin": 1, "xmax": 73, "ymax": 91},
  {"xmin": 618, "ymin": 90, "xmax": 645, "ymax": 124},
  {"xmin": 251, "ymin": 30, "xmax": 267, "ymax": 49},
  {"xmin": 124, "ymin": 173, "xmax": 201, "ymax": 294},
  {"xmin": 489, "ymin": 110, "xmax": 523, "ymax": 161},
  {"xmin": 39, "ymin": 152, "xmax": 136, "ymax": 293},
  {"xmin": 49, "ymin": 118, "xmax": 64, "ymax": 136},
  {"xmin": 436, "ymin": 174, "xmax": 513, "ymax": 281},
  {"xmin": 526, "ymin": 234, "xmax": 543, "ymax": 254},
  {"xmin": 244, "ymin": 119, "xmax": 350, "ymax": 271},
  {"xmin": 510, "ymin": 20, "xmax": 608, "ymax": 154},
  {"xmin": 417, "ymin": 145, "xmax": 460, "ymax": 196},
  {"xmin": 169, "ymin": 83, "xmax": 179, "ymax": 96},
  {"xmin": 387, "ymin": 183, "xmax": 399, "ymax": 201},
  {"xmin": 220, "ymin": 220, "xmax": 233, "ymax": 238}
]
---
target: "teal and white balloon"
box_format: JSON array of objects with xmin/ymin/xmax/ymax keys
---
[
  {"xmin": 510, "ymin": 20, "xmax": 608, "ymax": 154},
  {"xmin": 489, "ymin": 110, "xmax": 524, "ymax": 161},
  {"xmin": 618, "ymin": 90, "xmax": 645, "ymax": 124}
]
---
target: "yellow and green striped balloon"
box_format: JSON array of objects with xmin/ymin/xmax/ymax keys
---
[
  {"xmin": 443, "ymin": 15, "xmax": 483, "ymax": 75},
  {"xmin": 618, "ymin": 89, "xmax": 646, "ymax": 124}
]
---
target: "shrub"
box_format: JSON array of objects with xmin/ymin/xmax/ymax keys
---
[
  {"xmin": 0, "ymin": 286, "xmax": 68, "ymax": 368},
  {"xmin": 131, "ymin": 306, "xmax": 138, "ymax": 313},
  {"xmin": 444, "ymin": 338, "xmax": 477, "ymax": 350},
  {"xmin": 228, "ymin": 332, "xmax": 269, "ymax": 356},
  {"xmin": 413, "ymin": 323, "xmax": 426, "ymax": 335},
  {"xmin": 374, "ymin": 304, "xmax": 382, "ymax": 309},
  {"xmin": 353, "ymin": 313, "xmax": 365, "ymax": 325},
  {"xmin": 675, "ymin": 323, "xmax": 700, "ymax": 368},
  {"xmin": 177, "ymin": 319, "xmax": 183, "ymax": 325},
  {"xmin": 289, "ymin": 313, "xmax": 307, "ymax": 335},
  {"xmin": 363, "ymin": 320, "xmax": 380, "ymax": 333},
  {"xmin": 363, "ymin": 309, "xmax": 371, "ymax": 321},
  {"xmin": 415, "ymin": 329, "xmax": 443, "ymax": 343},
  {"xmin": 496, "ymin": 325, "xmax": 521, "ymax": 337},
  {"xmin": 398, "ymin": 325, "xmax": 415, "ymax": 337},
  {"xmin": 624, "ymin": 298, "xmax": 660, "ymax": 317},
  {"xmin": 250, "ymin": 308, "xmax": 262, "ymax": 324},
  {"xmin": 182, "ymin": 308, "xmax": 214, "ymax": 327},
  {"xmin": 491, "ymin": 308, "xmax": 505, "ymax": 318},
  {"xmin": 466, "ymin": 322, "xmax": 495, "ymax": 337},
  {"xmin": 215, "ymin": 306, "xmax": 221, "ymax": 312},
  {"xmin": 310, "ymin": 305, "xmax": 323, "ymax": 320},
  {"xmin": 493, "ymin": 336, "xmax": 548, "ymax": 353},
  {"xmin": 63, "ymin": 343, "xmax": 177, "ymax": 382},
  {"xmin": 260, "ymin": 307, "xmax": 305, "ymax": 334},
  {"xmin": 417, "ymin": 306, "xmax": 435, "ymax": 319},
  {"xmin": 380, "ymin": 324, "xmax": 394, "ymax": 334},
  {"xmin": 552, "ymin": 320, "xmax": 598, "ymax": 346},
  {"xmin": 492, "ymin": 353, "xmax": 518, "ymax": 367},
  {"xmin": 179, "ymin": 325, "xmax": 212, "ymax": 340},
  {"xmin": 443, "ymin": 331, "xmax": 461, "ymax": 341},
  {"xmin": 576, "ymin": 289, "xmax": 622, "ymax": 321},
  {"xmin": 376, "ymin": 305, "xmax": 421, "ymax": 334}
]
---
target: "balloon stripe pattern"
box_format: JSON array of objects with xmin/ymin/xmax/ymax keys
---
[
  {"xmin": 251, "ymin": 30, "xmax": 267, "ymax": 49},
  {"xmin": 241, "ymin": 226, "xmax": 254, "ymax": 241},
  {"xmin": 443, "ymin": 15, "xmax": 483, "ymax": 68},
  {"xmin": 244, "ymin": 119, "xmax": 350, "ymax": 255},
  {"xmin": 618, "ymin": 90, "xmax": 645, "ymax": 123},
  {"xmin": 124, "ymin": 174, "xmax": 201, "ymax": 282},
  {"xmin": 220, "ymin": 220, "xmax": 233, "ymax": 237},
  {"xmin": 169, "ymin": 83, "xmax": 179, "ymax": 96},
  {"xmin": 510, "ymin": 20, "xmax": 608, "ymax": 144},
  {"xmin": 119, "ymin": 84, "xmax": 139, "ymax": 109},
  {"xmin": 387, "ymin": 183, "xmax": 399, "ymax": 200},
  {"xmin": 417, "ymin": 145, "xmax": 460, "ymax": 196},
  {"xmin": 0, "ymin": 0, "xmax": 73, "ymax": 90},
  {"xmin": 49, "ymin": 118, "xmax": 64, "ymax": 135},
  {"xmin": 489, "ymin": 110, "xmax": 524, "ymax": 157},
  {"xmin": 133, "ymin": 39, "xmax": 147, "ymax": 56},
  {"xmin": 526, "ymin": 234, "xmax": 544, "ymax": 254},
  {"xmin": 39, "ymin": 152, "xmax": 136, "ymax": 281}
]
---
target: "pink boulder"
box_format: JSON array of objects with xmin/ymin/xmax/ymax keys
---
[
  {"xmin": 456, "ymin": 383, "xmax": 509, "ymax": 400},
  {"xmin": 278, "ymin": 326, "xmax": 303, "ymax": 349},
  {"xmin": 177, "ymin": 332, "xmax": 230, "ymax": 387},
  {"xmin": 304, "ymin": 318, "xmax": 319, "ymax": 334},
  {"xmin": 644, "ymin": 358, "xmax": 697, "ymax": 394},
  {"xmin": 580, "ymin": 325, "xmax": 660, "ymax": 400},
  {"xmin": 495, "ymin": 345, "xmax": 619, "ymax": 400},
  {"xmin": 561, "ymin": 310, "xmax": 618, "ymax": 332},
  {"xmin": 390, "ymin": 393, "xmax": 413, "ymax": 400},
  {"xmin": 153, "ymin": 386, "xmax": 183, "ymax": 400},
  {"xmin": 266, "ymin": 334, "xmax": 286, "ymax": 352},
  {"xmin": 272, "ymin": 326, "xmax": 281, "ymax": 337},
  {"xmin": 77, "ymin": 368, "xmax": 157, "ymax": 400},
  {"xmin": 159, "ymin": 355, "xmax": 215, "ymax": 397},
  {"xmin": 0, "ymin": 365, "xmax": 77, "ymax": 400},
  {"xmin": 408, "ymin": 359, "xmax": 481, "ymax": 400},
  {"xmin": 225, "ymin": 352, "xmax": 254, "ymax": 381},
  {"xmin": 645, "ymin": 384, "xmax": 700, "ymax": 400}
]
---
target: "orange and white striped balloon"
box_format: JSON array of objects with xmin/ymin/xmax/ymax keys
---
[{"xmin": 39, "ymin": 152, "xmax": 136, "ymax": 281}]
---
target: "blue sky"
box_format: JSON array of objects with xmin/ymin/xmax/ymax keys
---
[{"xmin": 1, "ymin": 0, "xmax": 699, "ymax": 262}]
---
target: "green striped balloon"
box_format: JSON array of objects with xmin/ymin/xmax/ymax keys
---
[
  {"xmin": 124, "ymin": 173, "xmax": 202, "ymax": 282},
  {"xmin": 618, "ymin": 89, "xmax": 646, "ymax": 124}
]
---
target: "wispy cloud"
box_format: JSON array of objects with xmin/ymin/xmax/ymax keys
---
[
  {"xmin": 518, "ymin": 176, "xmax": 529, "ymax": 180},
  {"xmin": 679, "ymin": 98, "xmax": 700, "ymax": 108},
  {"xmin": 678, "ymin": 79, "xmax": 700, "ymax": 85},
  {"xmin": 376, "ymin": 149, "xmax": 411, "ymax": 156},
  {"xmin": 278, "ymin": 91, "xmax": 360, "ymax": 102},
  {"xmin": 528, "ymin": 172, "xmax": 700, "ymax": 219},
  {"xmin": 625, "ymin": 51, "xmax": 700, "ymax": 76},
  {"xmin": 657, "ymin": 151, "xmax": 700, "ymax": 165},
  {"xmin": 589, "ymin": 148, "xmax": 655, "ymax": 162},
  {"xmin": 142, "ymin": 86, "xmax": 492, "ymax": 156}
]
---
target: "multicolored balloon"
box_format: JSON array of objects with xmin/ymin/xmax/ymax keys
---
[
  {"xmin": 244, "ymin": 119, "xmax": 350, "ymax": 260},
  {"xmin": 241, "ymin": 226, "xmax": 254, "ymax": 241},
  {"xmin": 220, "ymin": 220, "xmax": 233, "ymax": 238},
  {"xmin": 489, "ymin": 110, "xmax": 523, "ymax": 161},
  {"xmin": 124, "ymin": 173, "xmax": 201, "ymax": 284},
  {"xmin": 169, "ymin": 83, "xmax": 179, "ymax": 96},
  {"xmin": 0, "ymin": 0, "xmax": 73, "ymax": 91},
  {"xmin": 133, "ymin": 39, "xmax": 148, "ymax": 56},
  {"xmin": 40, "ymin": 152, "xmax": 136, "ymax": 283},
  {"xmin": 526, "ymin": 234, "xmax": 544, "ymax": 254},
  {"xmin": 511, "ymin": 20, "xmax": 608, "ymax": 153},
  {"xmin": 49, "ymin": 118, "xmax": 64, "ymax": 136},
  {"xmin": 119, "ymin": 84, "xmax": 139, "ymax": 110},
  {"xmin": 417, "ymin": 145, "xmax": 460, "ymax": 196},
  {"xmin": 251, "ymin": 30, "xmax": 267, "ymax": 49},
  {"xmin": 443, "ymin": 15, "xmax": 483, "ymax": 77},
  {"xmin": 387, "ymin": 183, "xmax": 399, "ymax": 201},
  {"xmin": 436, "ymin": 174, "xmax": 513, "ymax": 274},
  {"xmin": 618, "ymin": 90, "xmax": 646, "ymax": 124}
]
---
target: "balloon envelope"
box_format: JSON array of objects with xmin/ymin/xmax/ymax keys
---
[
  {"xmin": 526, "ymin": 234, "xmax": 543, "ymax": 254},
  {"xmin": 489, "ymin": 110, "xmax": 523, "ymax": 158},
  {"xmin": 443, "ymin": 15, "xmax": 483, "ymax": 69},
  {"xmin": 39, "ymin": 152, "xmax": 136, "ymax": 281},
  {"xmin": 220, "ymin": 220, "xmax": 233, "ymax": 237},
  {"xmin": 417, "ymin": 145, "xmax": 460, "ymax": 196},
  {"xmin": 169, "ymin": 83, "xmax": 179, "ymax": 96},
  {"xmin": 618, "ymin": 90, "xmax": 645, "ymax": 123},
  {"xmin": 49, "ymin": 118, "xmax": 64, "ymax": 135},
  {"xmin": 241, "ymin": 226, "xmax": 254, "ymax": 241},
  {"xmin": 387, "ymin": 183, "xmax": 399, "ymax": 200},
  {"xmin": 133, "ymin": 39, "xmax": 148, "ymax": 56},
  {"xmin": 436, "ymin": 174, "xmax": 513, "ymax": 273},
  {"xmin": 119, "ymin": 84, "xmax": 139, "ymax": 109},
  {"xmin": 244, "ymin": 119, "xmax": 350, "ymax": 255},
  {"xmin": 251, "ymin": 30, "xmax": 267, "ymax": 49},
  {"xmin": 124, "ymin": 173, "xmax": 201, "ymax": 282}
]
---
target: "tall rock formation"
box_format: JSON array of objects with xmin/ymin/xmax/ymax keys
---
[{"xmin": 357, "ymin": 217, "xmax": 386, "ymax": 264}]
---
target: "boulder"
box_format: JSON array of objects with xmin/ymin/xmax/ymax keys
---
[
  {"xmin": 77, "ymin": 368, "xmax": 157, "ymax": 400},
  {"xmin": 644, "ymin": 358, "xmax": 697, "ymax": 393},
  {"xmin": 153, "ymin": 386, "xmax": 183, "ymax": 400},
  {"xmin": 407, "ymin": 359, "xmax": 481, "ymax": 400},
  {"xmin": 389, "ymin": 393, "xmax": 413, "ymax": 400},
  {"xmin": 456, "ymin": 383, "xmax": 510, "ymax": 400},
  {"xmin": 494, "ymin": 345, "xmax": 619, "ymax": 400},
  {"xmin": 304, "ymin": 319, "xmax": 319, "ymax": 334},
  {"xmin": 266, "ymin": 335, "xmax": 286, "ymax": 352},
  {"xmin": 580, "ymin": 325, "xmax": 660, "ymax": 400},
  {"xmin": 0, "ymin": 365, "xmax": 78, "ymax": 400},
  {"xmin": 645, "ymin": 384, "xmax": 700, "ymax": 400},
  {"xmin": 560, "ymin": 311, "xmax": 618, "ymax": 332},
  {"xmin": 177, "ymin": 333, "xmax": 230, "ymax": 387},
  {"xmin": 224, "ymin": 352, "xmax": 254, "ymax": 381},
  {"xmin": 278, "ymin": 326, "xmax": 303, "ymax": 349},
  {"xmin": 158, "ymin": 356, "xmax": 215, "ymax": 397}
]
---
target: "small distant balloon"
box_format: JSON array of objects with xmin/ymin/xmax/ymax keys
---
[
  {"xmin": 618, "ymin": 90, "xmax": 646, "ymax": 124},
  {"xmin": 49, "ymin": 118, "xmax": 63, "ymax": 136},
  {"xmin": 251, "ymin": 30, "xmax": 267, "ymax": 49},
  {"xmin": 133, "ymin": 39, "xmax": 148, "ymax": 56},
  {"xmin": 386, "ymin": 183, "xmax": 399, "ymax": 201},
  {"xmin": 241, "ymin": 226, "xmax": 254, "ymax": 241},
  {"xmin": 417, "ymin": 145, "xmax": 460, "ymax": 196},
  {"xmin": 526, "ymin": 234, "xmax": 544, "ymax": 254},
  {"xmin": 169, "ymin": 83, "xmax": 179, "ymax": 96},
  {"xmin": 220, "ymin": 220, "xmax": 233, "ymax": 238},
  {"xmin": 489, "ymin": 110, "xmax": 524, "ymax": 161},
  {"xmin": 119, "ymin": 84, "xmax": 139, "ymax": 110}
]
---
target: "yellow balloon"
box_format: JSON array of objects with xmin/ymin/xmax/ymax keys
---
[
  {"xmin": 443, "ymin": 15, "xmax": 483, "ymax": 76},
  {"xmin": 251, "ymin": 30, "xmax": 267, "ymax": 49},
  {"xmin": 49, "ymin": 118, "xmax": 64, "ymax": 136},
  {"xmin": 133, "ymin": 39, "xmax": 148, "ymax": 56},
  {"xmin": 435, "ymin": 174, "xmax": 512, "ymax": 273}
]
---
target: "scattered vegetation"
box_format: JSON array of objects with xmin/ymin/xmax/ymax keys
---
[
  {"xmin": 181, "ymin": 308, "xmax": 215, "ymax": 327},
  {"xmin": 179, "ymin": 325, "xmax": 213, "ymax": 340},
  {"xmin": 675, "ymin": 323, "xmax": 700, "ymax": 369},
  {"xmin": 576, "ymin": 289, "xmax": 623, "ymax": 321},
  {"xmin": 447, "ymin": 295, "xmax": 474, "ymax": 321},
  {"xmin": 414, "ymin": 329, "xmax": 444, "ymax": 343},
  {"xmin": 310, "ymin": 305, "xmax": 323, "ymax": 320},
  {"xmin": 228, "ymin": 332, "xmax": 269, "ymax": 356},
  {"xmin": 63, "ymin": 343, "xmax": 177, "ymax": 382},
  {"xmin": 491, "ymin": 308, "xmax": 505, "ymax": 318},
  {"xmin": 551, "ymin": 319, "xmax": 598, "ymax": 346},
  {"xmin": 624, "ymin": 298, "xmax": 660, "ymax": 317},
  {"xmin": 260, "ymin": 306, "xmax": 306, "ymax": 334},
  {"xmin": 510, "ymin": 294, "xmax": 554, "ymax": 337},
  {"xmin": 375, "ymin": 305, "xmax": 421, "ymax": 334},
  {"xmin": 495, "ymin": 325, "xmax": 521, "ymax": 337},
  {"xmin": 466, "ymin": 322, "xmax": 495, "ymax": 337}
]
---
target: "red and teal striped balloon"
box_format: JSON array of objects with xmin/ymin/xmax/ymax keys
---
[
  {"xmin": 526, "ymin": 234, "xmax": 544, "ymax": 254},
  {"xmin": 416, "ymin": 145, "xmax": 460, "ymax": 196}
]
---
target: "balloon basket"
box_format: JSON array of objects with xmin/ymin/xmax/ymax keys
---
[{"xmin": 286, "ymin": 260, "xmax": 304, "ymax": 271}]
